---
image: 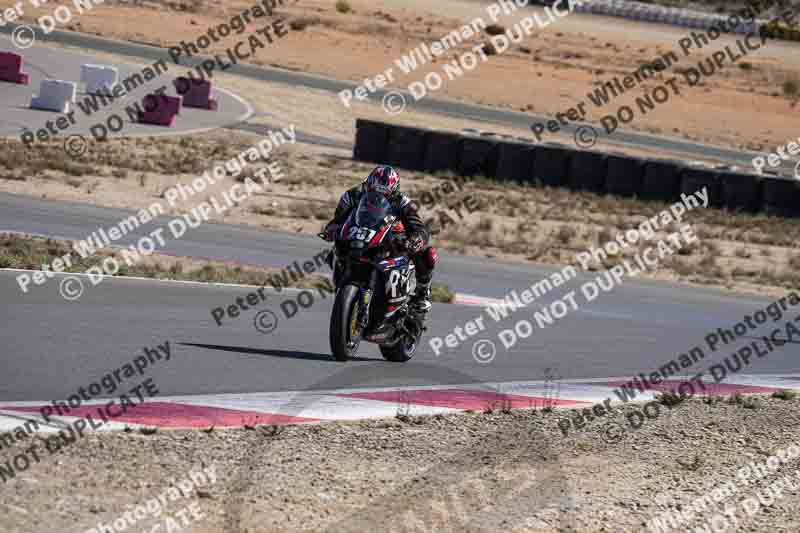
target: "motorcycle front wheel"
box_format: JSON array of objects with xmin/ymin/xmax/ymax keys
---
[{"xmin": 330, "ymin": 284, "xmax": 362, "ymax": 362}]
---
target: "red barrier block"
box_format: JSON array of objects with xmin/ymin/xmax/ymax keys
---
[
  {"xmin": 136, "ymin": 93, "xmax": 182, "ymax": 126},
  {"xmin": 0, "ymin": 52, "xmax": 30, "ymax": 85},
  {"xmin": 174, "ymin": 76, "xmax": 218, "ymax": 110}
]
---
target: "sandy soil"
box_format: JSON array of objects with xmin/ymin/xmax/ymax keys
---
[
  {"xmin": 1, "ymin": 393, "xmax": 800, "ymax": 532},
  {"xmin": 4, "ymin": 0, "xmax": 800, "ymax": 155}
]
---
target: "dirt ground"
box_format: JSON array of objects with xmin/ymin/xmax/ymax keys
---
[
  {"xmin": 4, "ymin": 0, "xmax": 800, "ymax": 156},
  {"xmin": 1, "ymin": 393, "xmax": 800, "ymax": 532}
]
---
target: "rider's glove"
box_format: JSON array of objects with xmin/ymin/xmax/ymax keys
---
[
  {"xmin": 408, "ymin": 234, "xmax": 425, "ymax": 254},
  {"xmin": 323, "ymin": 223, "xmax": 339, "ymax": 242}
]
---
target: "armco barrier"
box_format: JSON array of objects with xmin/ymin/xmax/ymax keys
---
[
  {"xmin": 495, "ymin": 140, "xmax": 536, "ymax": 183},
  {"xmin": 80, "ymin": 64, "xmax": 118, "ymax": 96},
  {"xmin": 385, "ymin": 125, "xmax": 428, "ymax": 171},
  {"xmin": 762, "ymin": 178, "xmax": 800, "ymax": 217},
  {"xmin": 30, "ymin": 80, "xmax": 76, "ymax": 113},
  {"xmin": 353, "ymin": 119, "xmax": 389, "ymax": 164},
  {"xmin": 533, "ymin": 145, "xmax": 572, "ymax": 187},
  {"xmin": 641, "ymin": 160, "xmax": 683, "ymax": 202},
  {"xmin": 0, "ymin": 52, "xmax": 29, "ymax": 85},
  {"xmin": 719, "ymin": 171, "xmax": 762, "ymax": 213},
  {"xmin": 569, "ymin": 150, "xmax": 607, "ymax": 193},
  {"xmin": 136, "ymin": 93, "xmax": 181, "ymax": 126},
  {"xmin": 681, "ymin": 166, "xmax": 722, "ymax": 208},
  {"xmin": 459, "ymin": 136, "xmax": 500, "ymax": 178},
  {"xmin": 605, "ymin": 154, "xmax": 645, "ymax": 197},
  {"xmin": 175, "ymin": 77, "xmax": 218, "ymax": 110},
  {"xmin": 423, "ymin": 131, "xmax": 461, "ymax": 173}
]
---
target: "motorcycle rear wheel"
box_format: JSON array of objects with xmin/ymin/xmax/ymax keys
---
[
  {"xmin": 330, "ymin": 284, "xmax": 362, "ymax": 362},
  {"xmin": 379, "ymin": 333, "xmax": 419, "ymax": 363}
]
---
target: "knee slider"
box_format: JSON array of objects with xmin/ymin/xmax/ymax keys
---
[{"xmin": 423, "ymin": 247, "xmax": 438, "ymax": 269}]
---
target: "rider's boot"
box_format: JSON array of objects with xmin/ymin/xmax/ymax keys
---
[{"xmin": 410, "ymin": 280, "xmax": 432, "ymax": 315}]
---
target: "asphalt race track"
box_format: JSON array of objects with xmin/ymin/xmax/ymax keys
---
[
  {"xmin": 1, "ymin": 24, "xmax": 799, "ymax": 406},
  {"xmin": 2, "ymin": 192, "xmax": 799, "ymax": 401},
  {"xmin": 2, "ymin": 265, "xmax": 798, "ymax": 401},
  {"xmin": 0, "ymin": 34, "xmax": 252, "ymax": 140}
]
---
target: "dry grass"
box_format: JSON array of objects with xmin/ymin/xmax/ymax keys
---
[
  {"xmin": 289, "ymin": 15, "xmax": 322, "ymax": 31},
  {"xmin": 0, "ymin": 233, "xmax": 456, "ymax": 300},
  {"xmin": 3, "ymin": 132, "xmax": 800, "ymax": 298},
  {"xmin": 335, "ymin": 0, "xmax": 351, "ymax": 14},
  {"xmin": 0, "ymin": 232, "xmax": 327, "ymax": 288}
]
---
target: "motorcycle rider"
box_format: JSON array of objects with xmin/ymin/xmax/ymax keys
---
[{"xmin": 323, "ymin": 165, "xmax": 438, "ymax": 314}]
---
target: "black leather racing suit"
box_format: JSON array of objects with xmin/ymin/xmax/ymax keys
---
[{"xmin": 326, "ymin": 185, "xmax": 437, "ymax": 285}]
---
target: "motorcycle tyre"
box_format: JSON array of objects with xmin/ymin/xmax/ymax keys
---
[
  {"xmin": 379, "ymin": 330, "xmax": 420, "ymax": 363},
  {"xmin": 330, "ymin": 284, "xmax": 362, "ymax": 362}
]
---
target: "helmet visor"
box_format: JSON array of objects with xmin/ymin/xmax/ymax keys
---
[{"xmin": 355, "ymin": 191, "xmax": 391, "ymax": 228}]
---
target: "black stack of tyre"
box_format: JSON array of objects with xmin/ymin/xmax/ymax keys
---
[{"xmin": 352, "ymin": 119, "xmax": 795, "ymax": 219}]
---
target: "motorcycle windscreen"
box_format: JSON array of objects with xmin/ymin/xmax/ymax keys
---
[{"xmin": 354, "ymin": 191, "xmax": 391, "ymax": 229}]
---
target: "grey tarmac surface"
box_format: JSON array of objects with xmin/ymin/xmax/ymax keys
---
[{"xmin": 2, "ymin": 253, "xmax": 799, "ymax": 402}]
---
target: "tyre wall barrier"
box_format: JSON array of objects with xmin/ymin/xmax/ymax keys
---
[
  {"xmin": 581, "ymin": 0, "xmax": 786, "ymax": 40},
  {"xmin": 0, "ymin": 52, "xmax": 29, "ymax": 85},
  {"xmin": 353, "ymin": 119, "xmax": 389, "ymax": 164},
  {"xmin": 495, "ymin": 140, "xmax": 536, "ymax": 183},
  {"xmin": 641, "ymin": 160, "xmax": 683, "ymax": 202},
  {"xmin": 762, "ymin": 178, "xmax": 800, "ymax": 217},
  {"xmin": 459, "ymin": 136, "xmax": 500, "ymax": 178},
  {"xmin": 605, "ymin": 154, "xmax": 645, "ymax": 197},
  {"xmin": 681, "ymin": 166, "xmax": 722, "ymax": 208},
  {"xmin": 352, "ymin": 119, "xmax": 796, "ymax": 218},
  {"xmin": 174, "ymin": 77, "xmax": 218, "ymax": 110},
  {"xmin": 423, "ymin": 130, "xmax": 461, "ymax": 173},
  {"xmin": 136, "ymin": 94, "xmax": 182, "ymax": 126},
  {"xmin": 533, "ymin": 145, "xmax": 572, "ymax": 187},
  {"xmin": 569, "ymin": 150, "xmax": 607, "ymax": 193},
  {"xmin": 719, "ymin": 171, "xmax": 763, "ymax": 213},
  {"xmin": 385, "ymin": 125, "xmax": 428, "ymax": 171}
]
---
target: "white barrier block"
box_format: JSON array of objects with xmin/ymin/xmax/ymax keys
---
[
  {"xmin": 30, "ymin": 79, "xmax": 76, "ymax": 113},
  {"xmin": 80, "ymin": 64, "xmax": 118, "ymax": 96}
]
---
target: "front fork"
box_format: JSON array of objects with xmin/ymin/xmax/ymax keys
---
[
  {"xmin": 333, "ymin": 255, "xmax": 376, "ymax": 331},
  {"xmin": 357, "ymin": 269, "xmax": 378, "ymax": 329}
]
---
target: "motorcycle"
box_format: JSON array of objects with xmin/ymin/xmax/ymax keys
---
[{"xmin": 319, "ymin": 191, "xmax": 427, "ymax": 362}]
